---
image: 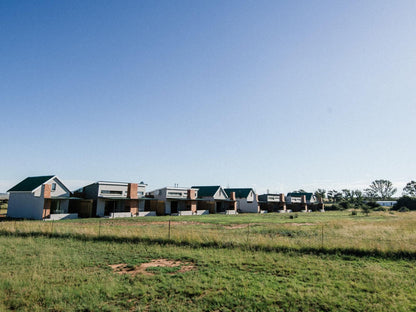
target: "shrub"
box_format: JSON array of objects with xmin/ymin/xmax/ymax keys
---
[
  {"xmin": 366, "ymin": 201, "xmax": 381, "ymax": 209},
  {"xmin": 339, "ymin": 201, "xmax": 350, "ymax": 210},
  {"xmin": 398, "ymin": 206, "xmax": 410, "ymax": 212},
  {"xmin": 361, "ymin": 205, "xmax": 371, "ymax": 216},
  {"xmin": 351, "ymin": 210, "xmax": 357, "ymax": 216},
  {"xmin": 393, "ymin": 196, "xmax": 416, "ymax": 211}
]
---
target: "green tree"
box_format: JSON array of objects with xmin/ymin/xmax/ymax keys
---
[
  {"xmin": 403, "ymin": 181, "xmax": 416, "ymax": 197},
  {"xmin": 314, "ymin": 189, "xmax": 326, "ymax": 201},
  {"xmin": 341, "ymin": 189, "xmax": 354, "ymax": 202},
  {"xmin": 365, "ymin": 180, "xmax": 397, "ymax": 200}
]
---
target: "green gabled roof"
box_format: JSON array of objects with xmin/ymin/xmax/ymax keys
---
[
  {"xmin": 224, "ymin": 188, "xmax": 253, "ymax": 198},
  {"xmin": 192, "ymin": 186, "xmax": 221, "ymax": 198},
  {"xmin": 287, "ymin": 192, "xmax": 313, "ymax": 201},
  {"xmin": 8, "ymin": 175, "xmax": 55, "ymax": 192}
]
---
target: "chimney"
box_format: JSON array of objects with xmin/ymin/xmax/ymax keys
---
[
  {"xmin": 187, "ymin": 189, "xmax": 196, "ymax": 200},
  {"xmin": 42, "ymin": 184, "xmax": 51, "ymax": 199},
  {"xmin": 279, "ymin": 193, "xmax": 285, "ymax": 202},
  {"xmin": 127, "ymin": 183, "xmax": 138, "ymax": 199},
  {"xmin": 301, "ymin": 195, "xmax": 307, "ymax": 203},
  {"xmin": 229, "ymin": 192, "xmax": 236, "ymax": 201}
]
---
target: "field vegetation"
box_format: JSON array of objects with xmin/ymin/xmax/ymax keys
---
[{"xmin": 1, "ymin": 211, "xmax": 416, "ymax": 311}]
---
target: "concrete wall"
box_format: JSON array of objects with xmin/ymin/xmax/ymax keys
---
[
  {"xmin": 96, "ymin": 198, "xmax": 105, "ymax": 217},
  {"xmin": 48, "ymin": 213, "xmax": 78, "ymax": 220},
  {"xmin": 7, "ymin": 192, "xmax": 44, "ymax": 219},
  {"xmin": 98, "ymin": 183, "xmax": 128, "ymax": 198},
  {"xmin": 237, "ymin": 198, "xmax": 259, "ymax": 213},
  {"xmin": 138, "ymin": 211, "xmax": 156, "ymax": 217}
]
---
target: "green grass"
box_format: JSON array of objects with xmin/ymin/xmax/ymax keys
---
[{"xmin": 1, "ymin": 211, "xmax": 416, "ymax": 311}]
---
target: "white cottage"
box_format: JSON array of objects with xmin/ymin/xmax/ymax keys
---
[
  {"xmin": 224, "ymin": 188, "xmax": 260, "ymax": 213},
  {"xmin": 7, "ymin": 175, "xmax": 73, "ymax": 220}
]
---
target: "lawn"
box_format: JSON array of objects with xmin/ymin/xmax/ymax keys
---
[{"xmin": 1, "ymin": 211, "xmax": 416, "ymax": 311}]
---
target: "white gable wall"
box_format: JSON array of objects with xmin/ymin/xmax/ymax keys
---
[
  {"xmin": 7, "ymin": 192, "xmax": 44, "ymax": 219},
  {"xmin": 237, "ymin": 192, "xmax": 259, "ymax": 213},
  {"xmin": 33, "ymin": 177, "xmax": 70, "ymax": 197},
  {"xmin": 213, "ymin": 188, "xmax": 228, "ymax": 200}
]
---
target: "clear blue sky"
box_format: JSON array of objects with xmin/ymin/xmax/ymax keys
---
[{"xmin": 1, "ymin": 0, "xmax": 415, "ymax": 194}]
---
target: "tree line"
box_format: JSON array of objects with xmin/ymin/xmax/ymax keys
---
[{"xmin": 311, "ymin": 180, "xmax": 416, "ymax": 211}]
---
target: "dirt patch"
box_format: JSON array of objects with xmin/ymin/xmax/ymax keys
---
[
  {"xmin": 109, "ymin": 259, "xmax": 196, "ymax": 276},
  {"xmin": 225, "ymin": 224, "xmax": 250, "ymax": 229},
  {"xmin": 289, "ymin": 223, "xmax": 315, "ymax": 226}
]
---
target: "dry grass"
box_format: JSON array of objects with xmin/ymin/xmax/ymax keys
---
[{"xmin": 0, "ymin": 211, "xmax": 415, "ymax": 253}]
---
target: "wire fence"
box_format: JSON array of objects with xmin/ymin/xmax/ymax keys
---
[{"xmin": 1, "ymin": 218, "xmax": 416, "ymax": 254}]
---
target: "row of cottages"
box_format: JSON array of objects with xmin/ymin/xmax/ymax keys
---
[
  {"xmin": 6, "ymin": 175, "xmax": 323, "ymax": 220},
  {"xmin": 259, "ymin": 192, "xmax": 324, "ymax": 212}
]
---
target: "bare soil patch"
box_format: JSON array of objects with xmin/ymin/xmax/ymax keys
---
[
  {"xmin": 225, "ymin": 224, "xmax": 250, "ymax": 229},
  {"xmin": 109, "ymin": 259, "xmax": 196, "ymax": 276},
  {"xmin": 289, "ymin": 223, "xmax": 315, "ymax": 226}
]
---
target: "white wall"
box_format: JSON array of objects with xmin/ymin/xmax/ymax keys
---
[
  {"xmin": 7, "ymin": 192, "xmax": 44, "ymax": 220},
  {"xmin": 214, "ymin": 188, "xmax": 228, "ymax": 200},
  {"xmin": 237, "ymin": 196, "xmax": 259, "ymax": 213},
  {"xmin": 34, "ymin": 177, "xmax": 70, "ymax": 197},
  {"xmin": 96, "ymin": 198, "xmax": 105, "ymax": 217}
]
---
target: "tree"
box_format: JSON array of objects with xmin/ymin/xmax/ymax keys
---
[
  {"xmin": 352, "ymin": 190, "xmax": 364, "ymax": 205},
  {"xmin": 314, "ymin": 189, "xmax": 326, "ymax": 201},
  {"xmin": 341, "ymin": 189, "xmax": 354, "ymax": 202},
  {"xmin": 403, "ymin": 181, "xmax": 416, "ymax": 197},
  {"xmin": 327, "ymin": 190, "xmax": 342, "ymax": 203},
  {"xmin": 365, "ymin": 180, "xmax": 397, "ymax": 200}
]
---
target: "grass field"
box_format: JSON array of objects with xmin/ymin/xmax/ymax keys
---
[{"xmin": 1, "ymin": 211, "xmax": 416, "ymax": 311}]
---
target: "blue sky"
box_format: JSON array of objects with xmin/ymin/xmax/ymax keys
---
[{"xmin": 1, "ymin": 1, "xmax": 415, "ymax": 194}]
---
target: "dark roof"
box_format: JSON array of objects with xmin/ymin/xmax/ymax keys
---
[
  {"xmin": 224, "ymin": 188, "xmax": 253, "ymax": 198},
  {"xmin": 8, "ymin": 175, "xmax": 55, "ymax": 192},
  {"xmin": 192, "ymin": 186, "xmax": 221, "ymax": 197},
  {"xmin": 287, "ymin": 192, "xmax": 313, "ymax": 200}
]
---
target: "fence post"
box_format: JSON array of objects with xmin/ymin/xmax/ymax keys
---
[
  {"xmin": 246, "ymin": 222, "xmax": 250, "ymax": 245},
  {"xmin": 321, "ymin": 224, "xmax": 324, "ymax": 249},
  {"xmin": 51, "ymin": 219, "xmax": 54, "ymax": 234},
  {"xmin": 168, "ymin": 219, "xmax": 171, "ymax": 240},
  {"xmin": 98, "ymin": 220, "xmax": 101, "ymax": 237}
]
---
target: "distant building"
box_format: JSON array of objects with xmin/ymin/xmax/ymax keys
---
[
  {"xmin": 258, "ymin": 193, "xmax": 286, "ymax": 212},
  {"xmin": 192, "ymin": 186, "xmax": 236, "ymax": 214},
  {"xmin": 76, "ymin": 181, "xmax": 150, "ymax": 217},
  {"xmin": 286, "ymin": 192, "xmax": 316, "ymax": 204},
  {"xmin": 224, "ymin": 188, "xmax": 259, "ymax": 213},
  {"xmin": 7, "ymin": 175, "xmax": 75, "ymax": 220},
  {"xmin": 147, "ymin": 186, "xmax": 202, "ymax": 215},
  {"xmin": 376, "ymin": 200, "xmax": 397, "ymax": 207}
]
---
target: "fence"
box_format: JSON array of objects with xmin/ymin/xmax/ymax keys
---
[{"xmin": 1, "ymin": 217, "xmax": 416, "ymax": 254}]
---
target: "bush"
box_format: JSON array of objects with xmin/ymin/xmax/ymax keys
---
[
  {"xmin": 361, "ymin": 205, "xmax": 371, "ymax": 216},
  {"xmin": 393, "ymin": 196, "xmax": 416, "ymax": 211},
  {"xmin": 398, "ymin": 206, "xmax": 410, "ymax": 212},
  {"xmin": 339, "ymin": 201, "xmax": 350, "ymax": 210},
  {"xmin": 326, "ymin": 204, "xmax": 341, "ymax": 211},
  {"xmin": 351, "ymin": 210, "xmax": 357, "ymax": 216},
  {"xmin": 366, "ymin": 201, "xmax": 381, "ymax": 209}
]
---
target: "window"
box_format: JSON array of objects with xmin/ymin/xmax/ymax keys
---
[
  {"xmin": 101, "ymin": 190, "xmax": 123, "ymax": 195},
  {"xmin": 168, "ymin": 192, "xmax": 185, "ymax": 197},
  {"xmin": 51, "ymin": 183, "xmax": 56, "ymax": 192}
]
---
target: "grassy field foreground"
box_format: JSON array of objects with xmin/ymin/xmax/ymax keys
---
[{"xmin": 1, "ymin": 212, "xmax": 416, "ymax": 311}]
